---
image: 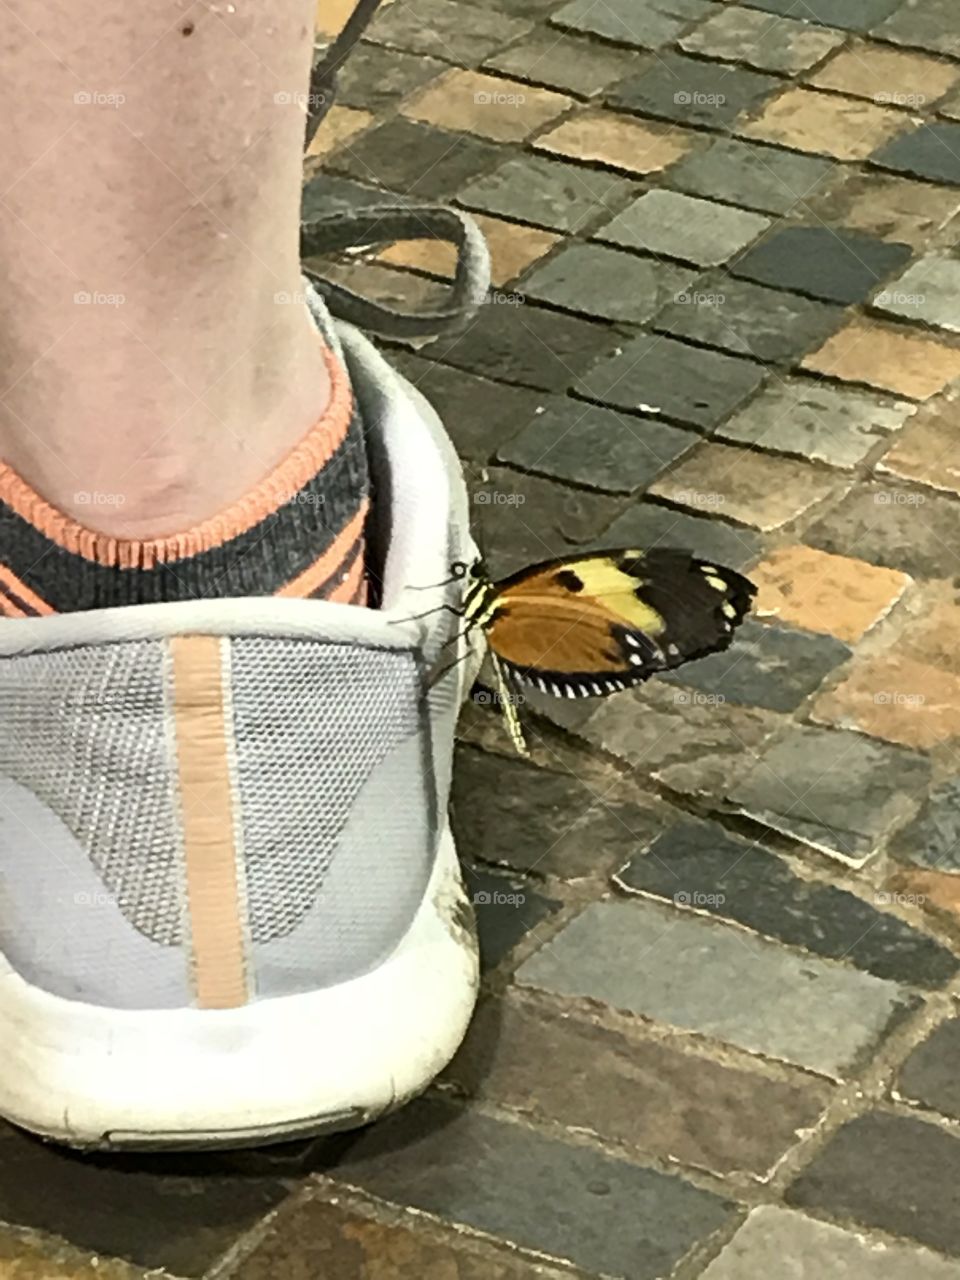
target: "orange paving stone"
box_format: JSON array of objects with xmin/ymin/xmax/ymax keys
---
[
  {"xmin": 533, "ymin": 110, "xmax": 694, "ymax": 175},
  {"xmin": 802, "ymin": 319, "xmax": 960, "ymax": 399},
  {"xmin": 889, "ymin": 867, "xmax": 960, "ymax": 923},
  {"xmin": 0, "ymin": 1229, "xmax": 140, "ymax": 1279},
  {"xmin": 878, "ymin": 395, "xmax": 960, "ymax": 495},
  {"xmin": 742, "ymin": 87, "xmax": 908, "ymax": 161},
  {"xmin": 649, "ymin": 444, "xmax": 839, "ymax": 532},
  {"xmin": 401, "ymin": 69, "xmax": 572, "ymax": 142},
  {"xmin": 812, "ymin": 654, "xmax": 960, "ymax": 750},
  {"xmin": 899, "ymin": 587, "xmax": 960, "ymax": 678},
  {"xmin": 304, "ymin": 106, "xmax": 374, "ymax": 159},
  {"xmin": 316, "ymin": 0, "xmax": 394, "ymax": 38},
  {"xmin": 809, "ymin": 44, "xmax": 960, "ymax": 107},
  {"xmin": 380, "ymin": 213, "xmax": 560, "ymax": 285},
  {"xmin": 751, "ymin": 545, "xmax": 910, "ymax": 642}
]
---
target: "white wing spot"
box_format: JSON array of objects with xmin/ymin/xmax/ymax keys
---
[
  {"xmin": 667, "ymin": 643, "xmax": 680, "ymax": 657},
  {"xmin": 591, "ymin": 682, "xmax": 603, "ymax": 696},
  {"xmin": 629, "ymin": 652, "xmax": 645, "ymax": 666},
  {"xmin": 705, "ymin": 574, "xmax": 728, "ymax": 592},
  {"xmin": 625, "ymin": 633, "xmax": 640, "ymax": 648},
  {"xmin": 722, "ymin": 601, "xmax": 738, "ymax": 619}
]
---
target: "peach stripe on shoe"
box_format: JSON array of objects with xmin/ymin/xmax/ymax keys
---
[{"xmin": 278, "ymin": 498, "xmax": 369, "ymax": 598}]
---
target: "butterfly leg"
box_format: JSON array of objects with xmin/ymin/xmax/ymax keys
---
[{"xmin": 490, "ymin": 652, "xmax": 530, "ymax": 758}]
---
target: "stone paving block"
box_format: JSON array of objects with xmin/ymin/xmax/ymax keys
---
[
  {"xmin": 301, "ymin": 171, "xmax": 399, "ymax": 220},
  {"xmin": 717, "ymin": 379, "xmax": 914, "ymax": 469},
  {"xmin": 751, "ymin": 544, "xmax": 910, "ymax": 641},
  {"xmin": 0, "ymin": 1231, "xmax": 146, "ymax": 1279},
  {"xmin": 534, "ymin": 110, "xmax": 695, "ymax": 176},
  {"xmin": 401, "ymin": 69, "xmax": 572, "ymax": 142},
  {"xmin": 939, "ymin": 86, "xmax": 960, "ymax": 121},
  {"xmin": 872, "ymin": 122, "xmax": 960, "ymax": 186},
  {"xmin": 304, "ymin": 106, "xmax": 374, "ymax": 161},
  {"xmin": 703, "ymin": 1205, "xmax": 960, "ymax": 1279},
  {"xmin": 809, "ymin": 43, "xmax": 960, "ymax": 107},
  {"xmin": 740, "ymin": 0, "xmax": 904, "ymax": 27},
  {"xmin": 576, "ymin": 335, "xmax": 766, "ymax": 430},
  {"xmin": 888, "ymin": 867, "xmax": 960, "ymax": 925},
  {"xmin": 453, "ymin": 744, "xmax": 664, "ymax": 879},
  {"xmin": 731, "ymin": 226, "xmax": 913, "ymax": 304},
  {"xmin": 743, "ymin": 87, "xmax": 909, "ymax": 160},
  {"xmin": 648, "ymin": 444, "xmax": 838, "ymax": 532},
  {"xmin": 873, "ymin": 255, "xmax": 960, "ymax": 332},
  {"xmin": 484, "ymin": 29, "xmax": 632, "ymax": 97},
  {"xmin": 461, "ymin": 862, "xmax": 563, "ymax": 970},
  {"xmin": 657, "ymin": 618, "xmax": 852, "ymax": 712},
  {"xmin": 880, "ymin": 393, "xmax": 960, "ymax": 494},
  {"xmin": 897, "ymin": 1016, "xmax": 960, "ymax": 1120},
  {"xmin": 517, "ymin": 898, "xmax": 914, "ymax": 1076},
  {"xmin": 551, "ymin": 0, "xmax": 717, "ymax": 49},
  {"xmin": 519, "ymin": 241, "xmax": 696, "ymax": 324},
  {"xmin": 682, "ymin": 6, "xmax": 846, "ymax": 73},
  {"xmin": 891, "ymin": 778, "xmax": 960, "ymax": 873},
  {"xmin": 329, "ymin": 117, "xmax": 504, "ymax": 198},
  {"xmin": 802, "ymin": 172, "xmax": 960, "ymax": 249},
  {"xmin": 651, "ymin": 275, "xmax": 846, "ymax": 364},
  {"xmin": 813, "ymin": 654, "xmax": 960, "ymax": 750},
  {"xmin": 595, "ymin": 189, "xmax": 771, "ymax": 266},
  {"xmin": 602, "ymin": 500, "xmax": 765, "ymax": 569},
  {"xmin": 334, "ymin": 41, "xmax": 448, "ymax": 113},
  {"xmin": 422, "ymin": 300, "xmax": 617, "ymax": 391},
  {"xmin": 666, "ymin": 137, "xmax": 836, "ymax": 214},
  {"xmin": 874, "ymin": 0, "xmax": 960, "ymax": 58},
  {"xmin": 606, "ymin": 52, "xmax": 780, "ymax": 129},
  {"xmin": 898, "ymin": 585, "xmax": 960, "ymax": 677},
  {"xmin": 365, "ymin": 0, "xmax": 531, "ymax": 62},
  {"xmin": 617, "ymin": 814, "xmax": 959, "ymax": 986},
  {"xmin": 328, "ymin": 1097, "xmax": 736, "ymax": 1279},
  {"xmin": 726, "ymin": 724, "xmax": 931, "ymax": 864},
  {"xmin": 0, "ymin": 1126, "xmax": 288, "ymax": 1276},
  {"xmin": 786, "ymin": 1111, "xmax": 960, "ymax": 1256},
  {"xmin": 497, "ymin": 397, "xmax": 697, "ymax": 493},
  {"xmin": 802, "ymin": 318, "xmax": 960, "ymax": 399},
  {"xmin": 458, "ymin": 152, "xmax": 638, "ymax": 232},
  {"xmin": 805, "ymin": 482, "xmax": 960, "ymax": 579},
  {"xmin": 381, "ymin": 212, "xmax": 559, "ymax": 287},
  {"xmin": 446, "ymin": 995, "xmax": 834, "ymax": 1179},
  {"xmin": 465, "ymin": 466, "xmax": 626, "ymax": 578}
]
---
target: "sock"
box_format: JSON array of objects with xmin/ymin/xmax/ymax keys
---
[{"xmin": 0, "ymin": 342, "xmax": 372, "ymax": 615}]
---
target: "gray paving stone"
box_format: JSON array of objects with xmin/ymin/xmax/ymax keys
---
[
  {"xmin": 484, "ymin": 29, "xmax": 631, "ymax": 97},
  {"xmin": 717, "ymin": 379, "xmax": 915, "ymax": 469},
  {"xmin": 301, "ymin": 173, "xmax": 396, "ymax": 220},
  {"xmin": 519, "ymin": 242, "xmax": 696, "ymax": 325},
  {"xmin": 703, "ymin": 1205, "xmax": 960, "ymax": 1279},
  {"xmin": 617, "ymin": 815, "xmax": 960, "ymax": 987},
  {"xmin": 806, "ymin": 483, "xmax": 960, "ymax": 580},
  {"xmin": 459, "ymin": 153, "xmax": 638, "ymax": 232},
  {"xmin": 665, "ymin": 137, "xmax": 836, "ymax": 214},
  {"xmin": 726, "ymin": 725, "xmax": 931, "ymax": 866},
  {"xmin": 606, "ymin": 52, "xmax": 780, "ymax": 129},
  {"xmin": 681, "ymin": 6, "xmax": 846, "ymax": 72},
  {"xmin": 891, "ymin": 779, "xmax": 960, "ymax": 873},
  {"xmin": 874, "ymin": 0, "xmax": 960, "ymax": 58},
  {"xmin": 786, "ymin": 1112, "xmax": 960, "ymax": 1256},
  {"xmin": 731, "ymin": 226, "xmax": 913, "ymax": 304},
  {"xmin": 365, "ymin": 0, "xmax": 531, "ymax": 62},
  {"xmin": 517, "ymin": 898, "xmax": 914, "ymax": 1076},
  {"xmin": 497, "ymin": 398, "xmax": 697, "ymax": 493},
  {"xmin": 334, "ymin": 42, "xmax": 448, "ymax": 112},
  {"xmin": 551, "ymin": 0, "xmax": 717, "ymax": 50},
  {"xmin": 329, "ymin": 118, "xmax": 504, "ymax": 199},
  {"xmin": 741, "ymin": 0, "xmax": 904, "ymax": 28},
  {"xmin": 576, "ymin": 333, "xmax": 766, "ymax": 430},
  {"xmin": 447, "ymin": 997, "xmax": 833, "ymax": 1179},
  {"xmin": 897, "ymin": 1016, "xmax": 960, "ymax": 1120},
  {"xmin": 595, "ymin": 190, "xmax": 771, "ymax": 266},
  {"xmin": 651, "ymin": 274, "xmax": 846, "ymax": 364},
  {"xmin": 874, "ymin": 255, "xmax": 960, "ymax": 332},
  {"xmin": 329, "ymin": 1097, "xmax": 736, "ymax": 1279},
  {"xmin": 460, "ymin": 863, "xmax": 562, "ymax": 970},
  {"xmin": 872, "ymin": 123, "xmax": 960, "ymax": 186},
  {"xmin": 656, "ymin": 618, "xmax": 852, "ymax": 712},
  {"xmin": 602, "ymin": 501, "xmax": 765, "ymax": 569}
]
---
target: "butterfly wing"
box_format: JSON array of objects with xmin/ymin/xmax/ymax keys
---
[{"xmin": 483, "ymin": 548, "xmax": 755, "ymax": 698}]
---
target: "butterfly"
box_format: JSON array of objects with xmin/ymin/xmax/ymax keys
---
[{"xmin": 443, "ymin": 547, "xmax": 755, "ymax": 755}]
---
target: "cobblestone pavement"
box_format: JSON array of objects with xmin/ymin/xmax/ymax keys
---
[{"xmin": 6, "ymin": 0, "xmax": 960, "ymax": 1276}]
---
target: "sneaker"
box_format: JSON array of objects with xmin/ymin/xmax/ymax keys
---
[{"xmin": 0, "ymin": 255, "xmax": 486, "ymax": 1149}]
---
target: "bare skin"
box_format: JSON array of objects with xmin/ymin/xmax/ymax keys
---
[{"xmin": 0, "ymin": 0, "xmax": 330, "ymax": 537}]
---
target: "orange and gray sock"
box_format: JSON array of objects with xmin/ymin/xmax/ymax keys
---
[{"xmin": 0, "ymin": 344, "xmax": 371, "ymax": 616}]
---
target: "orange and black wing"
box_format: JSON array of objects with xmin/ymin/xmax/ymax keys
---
[{"xmin": 483, "ymin": 548, "xmax": 755, "ymax": 698}]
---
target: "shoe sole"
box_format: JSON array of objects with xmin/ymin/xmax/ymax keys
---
[{"xmin": 0, "ymin": 827, "xmax": 478, "ymax": 1150}]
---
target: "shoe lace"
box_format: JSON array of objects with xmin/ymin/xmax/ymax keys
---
[{"xmin": 301, "ymin": 0, "xmax": 491, "ymax": 340}]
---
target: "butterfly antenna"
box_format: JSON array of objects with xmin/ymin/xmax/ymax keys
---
[{"xmin": 388, "ymin": 602, "xmax": 466, "ymax": 626}]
